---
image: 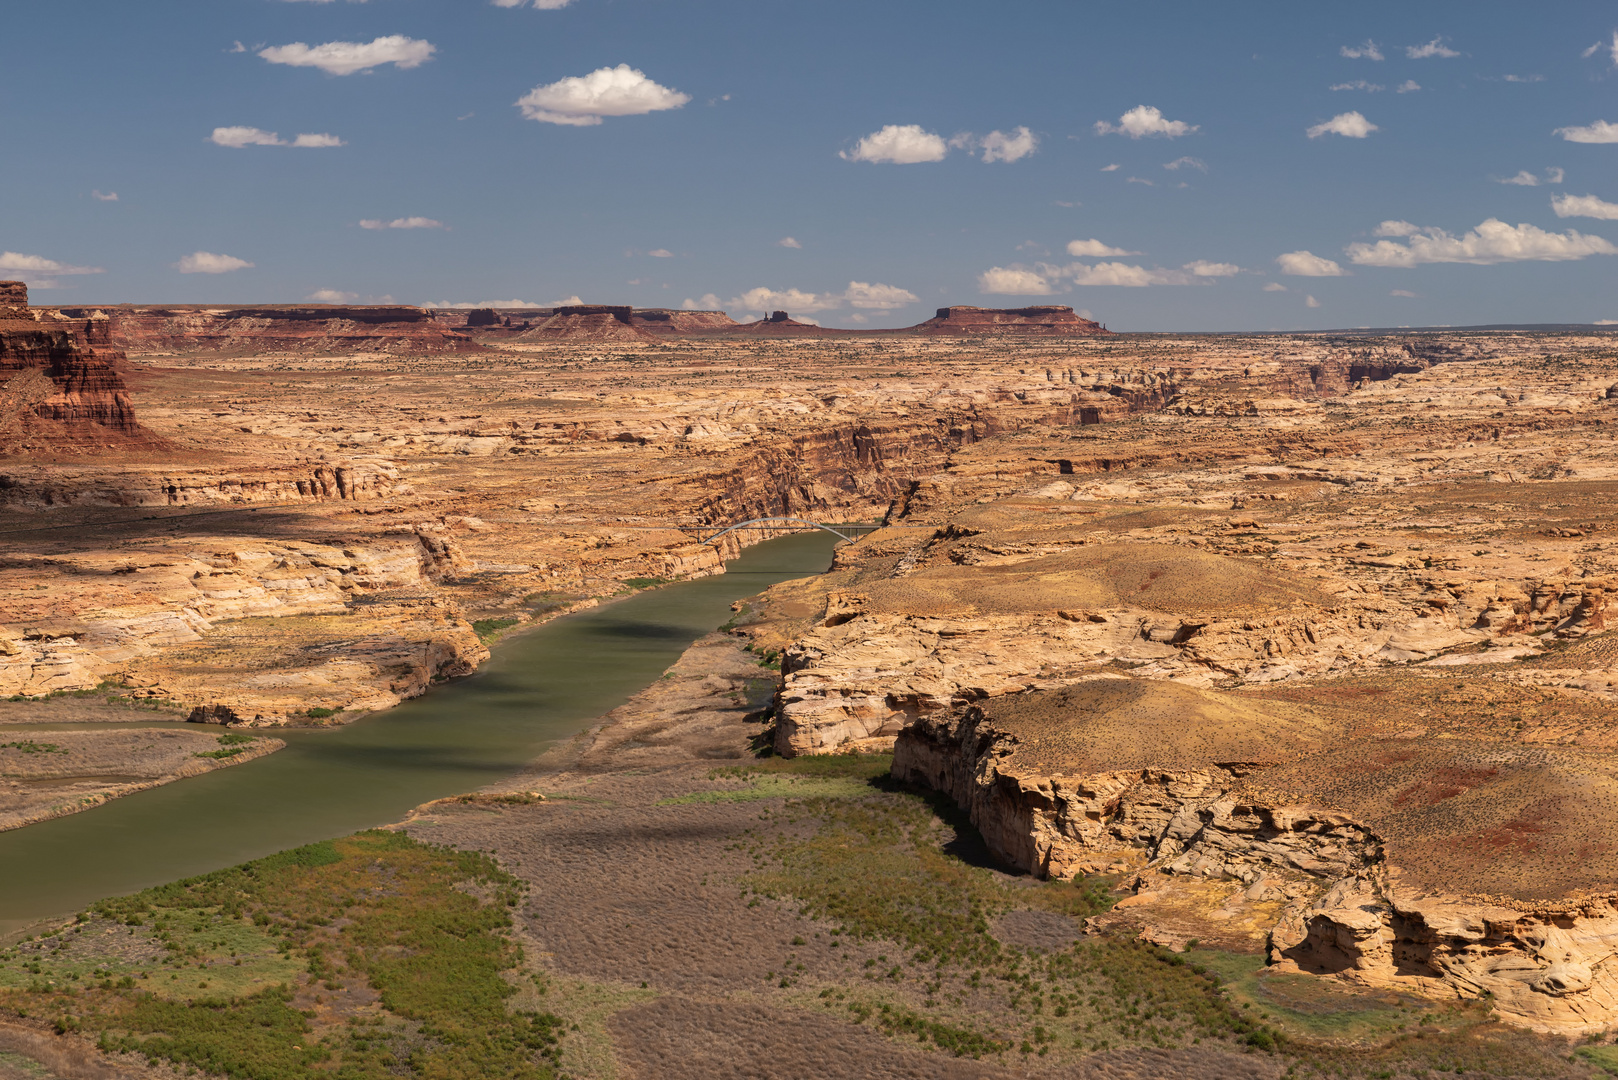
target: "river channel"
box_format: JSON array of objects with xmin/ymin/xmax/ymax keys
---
[{"xmin": 0, "ymin": 531, "xmax": 837, "ymax": 935}]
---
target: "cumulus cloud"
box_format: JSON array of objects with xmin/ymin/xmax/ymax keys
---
[
  {"xmin": 1066, "ymin": 239, "xmax": 1139, "ymax": 257},
  {"xmin": 681, "ymin": 293, "xmax": 724, "ymax": 310},
  {"xmin": 91, "ymin": 190, "xmax": 118, "ymax": 202},
  {"xmin": 359, "ymin": 217, "xmax": 444, "ymax": 230},
  {"xmin": 1305, "ymin": 295, "xmax": 1321, "ymax": 308},
  {"xmin": 176, "ymin": 252, "xmax": 253, "ymax": 274},
  {"xmin": 1556, "ymin": 120, "xmax": 1618, "ymax": 144},
  {"xmin": 844, "ymin": 281, "xmax": 919, "ymax": 310},
  {"xmin": 1061, "ymin": 262, "xmax": 1189, "ymax": 286},
  {"xmin": 777, "ymin": 237, "xmax": 802, "ymax": 248},
  {"xmin": 516, "ymin": 64, "xmax": 690, "ymax": 126},
  {"xmin": 840, "ymin": 124, "xmax": 948, "ymax": 164},
  {"xmin": 1094, "ymin": 105, "xmax": 1197, "ymax": 138},
  {"xmin": 1262, "ymin": 282, "xmax": 1288, "ymax": 292},
  {"xmin": 975, "ymin": 126, "xmax": 1038, "ymax": 163},
  {"xmin": 1498, "ymin": 170, "xmax": 1543, "ymax": 186},
  {"xmin": 1340, "ymin": 40, "xmax": 1384, "ymax": 60},
  {"xmin": 1406, "ymin": 37, "xmax": 1460, "ymax": 59},
  {"xmin": 1346, "ymin": 218, "xmax": 1618, "ymax": 266},
  {"xmin": 1307, "ymin": 111, "xmax": 1377, "ymax": 139},
  {"xmin": 0, "ymin": 252, "xmax": 105, "ymax": 287},
  {"xmin": 210, "ymin": 126, "xmax": 344, "ymax": 148},
  {"xmin": 1276, "ymin": 250, "xmax": 1347, "ymax": 276},
  {"xmin": 1183, "ymin": 260, "xmax": 1240, "ymax": 277},
  {"xmin": 978, "ymin": 267, "xmax": 1054, "ymax": 295},
  {"xmin": 1551, "ymin": 193, "xmax": 1618, "ymax": 220},
  {"xmin": 259, "ymin": 35, "xmax": 434, "ymax": 76},
  {"xmin": 1397, "ymin": 80, "xmax": 1421, "ymax": 93},
  {"xmin": 647, "ymin": 248, "xmax": 673, "ymax": 258},
  {"xmin": 1330, "ymin": 80, "xmax": 1383, "ymax": 92},
  {"xmin": 307, "ymin": 289, "xmax": 358, "ymax": 302}
]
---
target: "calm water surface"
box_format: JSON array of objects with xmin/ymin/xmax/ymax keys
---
[{"xmin": 0, "ymin": 532, "xmax": 836, "ymax": 934}]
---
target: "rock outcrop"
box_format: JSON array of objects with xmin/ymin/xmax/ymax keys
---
[
  {"xmin": 48, "ymin": 303, "xmax": 485, "ymax": 356},
  {"xmin": 517, "ymin": 305, "xmax": 663, "ymax": 343},
  {"xmin": 907, "ymin": 305, "xmax": 1111, "ymax": 336},
  {"xmin": 630, "ymin": 309, "xmax": 739, "ymax": 335}
]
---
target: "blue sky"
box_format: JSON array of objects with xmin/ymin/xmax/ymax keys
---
[{"xmin": 5, "ymin": 0, "xmax": 1618, "ymax": 330}]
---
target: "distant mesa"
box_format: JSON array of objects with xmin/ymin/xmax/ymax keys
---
[
  {"xmin": 913, "ymin": 305, "xmax": 1110, "ymax": 336},
  {"xmin": 0, "ymin": 281, "xmax": 161, "ymax": 453}
]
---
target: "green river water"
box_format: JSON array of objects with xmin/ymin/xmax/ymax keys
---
[{"xmin": 0, "ymin": 531, "xmax": 837, "ymax": 935}]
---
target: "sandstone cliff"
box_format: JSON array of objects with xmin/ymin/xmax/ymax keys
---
[
  {"xmin": 48, "ymin": 303, "xmax": 485, "ymax": 356},
  {"xmin": 907, "ymin": 305, "xmax": 1111, "ymax": 336}
]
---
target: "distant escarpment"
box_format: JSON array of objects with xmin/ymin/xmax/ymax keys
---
[
  {"xmin": 910, "ymin": 306, "xmax": 1112, "ymax": 336},
  {"xmin": 47, "ymin": 303, "xmax": 485, "ymax": 356},
  {"xmin": 0, "ymin": 281, "xmax": 159, "ymax": 452},
  {"xmin": 516, "ymin": 306, "xmax": 664, "ymax": 343}
]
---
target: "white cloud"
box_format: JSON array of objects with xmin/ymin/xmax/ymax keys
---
[
  {"xmin": 517, "ymin": 63, "xmax": 689, "ymax": 125},
  {"xmin": 647, "ymin": 248, "xmax": 673, "ymax": 258},
  {"xmin": 1498, "ymin": 170, "xmax": 1542, "ymax": 186},
  {"xmin": 1549, "ymin": 167, "xmax": 1566, "ymax": 184},
  {"xmin": 1396, "ymin": 80, "xmax": 1421, "ymax": 93},
  {"xmin": 211, "ymin": 126, "xmax": 283, "ymax": 147},
  {"xmin": 1374, "ymin": 220, "xmax": 1422, "ymax": 237},
  {"xmin": 1406, "ymin": 37, "xmax": 1460, "ymax": 59},
  {"xmin": 176, "ymin": 252, "xmax": 253, "ymax": 274},
  {"xmin": 1066, "ymin": 238, "xmax": 1139, "ymax": 257},
  {"xmin": 1126, "ymin": 176, "xmax": 1154, "ymax": 186},
  {"xmin": 210, "ymin": 126, "xmax": 343, "ymax": 148},
  {"xmin": 977, "ymin": 126, "xmax": 1038, "ymax": 163},
  {"xmin": 307, "ymin": 289, "xmax": 358, "ymax": 302},
  {"xmin": 1094, "ymin": 105, "xmax": 1197, "ymax": 139},
  {"xmin": 1500, "ymin": 74, "xmax": 1545, "ymax": 83},
  {"xmin": 1330, "ymin": 80, "xmax": 1383, "ymax": 92},
  {"xmin": 91, "ymin": 190, "xmax": 118, "ymax": 202},
  {"xmin": 840, "ymin": 124, "xmax": 948, "ymax": 164},
  {"xmin": 1183, "ymin": 260, "xmax": 1240, "ymax": 277},
  {"xmin": 0, "ymin": 252, "xmax": 105, "ymax": 285},
  {"xmin": 680, "ymin": 293, "xmax": 724, "ymax": 310},
  {"xmin": 1305, "ymin": 295, "xmax": 1321, "ymax": 308},
  {"xmin": 1596, "ymin": 319, "xmax": 1618, "ymax": 325},
  {"xmin": 420, "ymin": 297, "xmax": 571, "ymax": 309},
  {"xmin": 1163, "ymin": 155, "xmax": 1207, "ymax": 172},
  {"xmin": 1307, "ymin": 111, "xmax": 1378, "ymax": 139},
  {"xmin": 1340, "ymin": 40, "xmax": 1384, "ymax": 60},
  {"xmin": 1347, "ymin": 218, "xmax": 1618, "ymax": 266},
  {"xmin": 1063, "ymin": 262, "xmax": 1187, "ymax": 286},
  {"xmin": 516, "ymin": 64, "xmax": 690, "ymax": 126},
  {"xmin": 1276, "ymin": 250, "xmax": 1347, "ymax": 276},
  {"xmin": 1262, "ymin": 282, "xmax": 1288, "ymax": 292},
  {"xmin": 1391, "ymin": 289, "xmax": 1419, "ymax": 297},
  {"xmin": 1551, "ymin": 193, "xmax": 1618, "ymax": 220},
  {"xmin": 493, "ymin": 0, "xmax": 573, "ymax": 7},
  {"xmin": 728, "ymin": 286, "xmax": 842, "ymax": 313},
  {"xmin": 1556, "ymin": 120, "xmax": 1618, "ymax": 144},
  {"xmin": 978, "ymin": 267, "xmax": 1053, "ymax": 295},
  {"xmin": 777, "ymin": 237, "xmax": 802, "ymax": 248},
  {"xmin": 259, "ymin": 35, "xmax": 434, "ymax": 76},
  {"xmin": 1099, "ymin": 163, "xmax": 1120, "ymax": 172},
  {"xmin": 359, "ymin": 217, "xmax": 445, "ymax": 230},
  {"xmin": 844, "ymin": 281, "xmax": 918, "ymax": 310}
]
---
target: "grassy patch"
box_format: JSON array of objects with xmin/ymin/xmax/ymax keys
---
[
  {"xmin": 622, "ymin": 577, "xmax": 673, "ymax": 590},
  {"xmin": 472, "ymin": 617, "xmax": 521, "ymax": 643},
  {"xmin": 194, "ymin": 732, "xmax": 262, "ymax": 760},
  {"xmin": 0, "ymin": 741, "xmax": 66, "ymax": 754},
  {"xmin": 1580, "ymin": 1045, "xmax": 1618, "ymax": 1075},
  {"xmin": 0, "ymin": 832, "xmax": 565, "ymax": 1080}
]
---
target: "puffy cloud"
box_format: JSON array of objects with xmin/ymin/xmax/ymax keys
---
[
  {"xmin": 1094, "ymin": 105, "xmax": 1197, "ymax": 139},
  {"xmin": 91, "ymin": 190, "xmax": 118, "ymax": 202},
  {"xmin": 516, "ymin": 64, "xmax": 690, "ymax": 126},
  {"xmin": 978, "ymin": 267, "xmax": 1053, "ymax": 295},
  {"xmin": 359, "ymin": 217, "xmax": 445, "ymax": 229},
  {"xmin": 977, "ymin": 126, "xmax": 1038, "ymax": 163},
  {"xmin": 1556, "ymin": 120, "xmax": 1618, "ymax": 144},
  {"xmin": 1183, "ymin": 260, "xmax": 1240, "ymax": 277},
  {"xmin": 1550, "ymin": 193, "xmax": 1618, "ymax": 220},
  {"xmin": 1330, "ymin": 80, "xmax": 1383, "ymax": 92},
  {"xmin": 1498, "ymin": 170, "xmax": 1542, "ymax": 186},
  {"xmin": 728, "ymin": 286, "xmax": 842, "ymax": 313},
  {"xmin": 777, "ymin": 237, "xmax": 802, "ymax": 248},
  {"xmin": 259, "ymin": 35, "xmax": 434, "ymax": 76},
  {"xmin": 1276, "ymin": 250, "xmax": 1346, "ymax": 276},
  {"xmin": 840, "ymin": 124, "xmax": 948, "ymax": 164},
  {"xmin": 1307, "ymin": 111, "xmax": 1377, "ymax": 139},
  {"xmin": 647, "ymin": 248, "xmax": 673, "ymax": 258},
  {"xmin": 1066, "ymin": 239, "xmax": 1139, "ymax": 257},
  {"xmin": 1396, "ymin": 80, "xmax": 1421, "ymax": 93},
  {"xmin": 0, "ymin": 252, "xmax": 105, "ymax": 286},
  {"xmin": 1345, "ymin": 218, "xmax": 1618, "ymax": 266},
  {"xmin": 308, "ymin": 289, "xmax": 357, "ymax": 302},
  {"xmin": 210, "ymin": 126, "xmax": 344, "ymax": 148},
  {"xmin": 1062, "ymin": 262, "xmax": 1189, "ymax": 286},
  {"xmin": 1305, "ymin": 295, "xmax": 1321, "ymax": 308},
  {"xmin": 1262, "ymin": 282, "xmax": 1288, "ymax": 292},
  {"xmin": 844, "ymin": 281, "xmax": 919, "ymax": 310},
  {"xmin": 681, "ymin": 293, "xmax": 724, "ymax": 310},
  {"xmin": 1406, "ymin": 37, "xmax": 1460, "ymax": 59},
  {"xmin": 1340, "ymin": 39, "xmax": 1384, "ymax": 60},
  {"xmin": 176, "ymin": 252, "xmax": 253, "ymax": 274}
]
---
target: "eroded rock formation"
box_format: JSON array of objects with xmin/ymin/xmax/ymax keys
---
[
  {"xmin": 909, "ymin": 305, "xmax": 1111, "ymax": 336},
  {"xmin": 47, "ymin": 303, "xmax": 485, "ymax": 356}
]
